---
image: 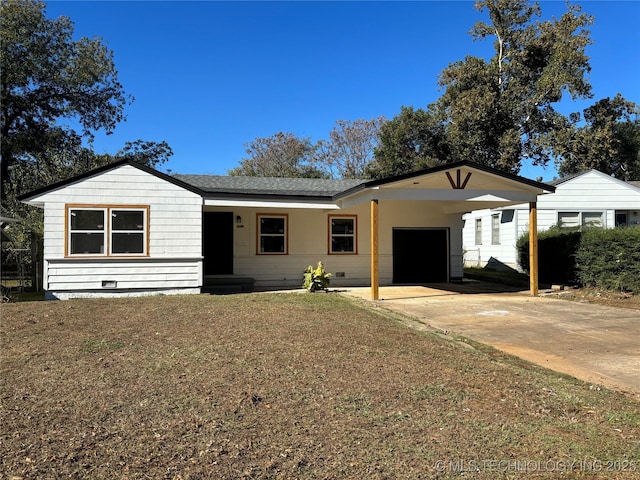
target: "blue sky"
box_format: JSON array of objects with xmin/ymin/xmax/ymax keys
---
[{"xmin": 46, "ymin": 1, "xmax": 640, "ymax": 181}]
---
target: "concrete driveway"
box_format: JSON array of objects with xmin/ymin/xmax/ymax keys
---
[{"xmin": 342, "ymin": 284, "xmax": 640, "ymax": 399}]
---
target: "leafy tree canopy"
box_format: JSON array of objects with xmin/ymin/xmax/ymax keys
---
[
  {"xmin": 373, "ymin": 0, "xmax": 594, "ymax": 177},
  {"xmin": 230, "ymin": 118, "xmax": 386, "ymax": 179},
  {"xmin": 1, "ymin": 0, "xmax": 123, "ymax": 197},
  {"xmin": 315, "ymin": 117, "xmax": 386, "ymax": 179},
  {"xmin": 551, "ymin": 94, "xmax": 640, "ymax": 180},
  {"xmin": 229, "ymin": 132, "xmax": 328, "ymax": 178},
  {"xmin": 1, "ymin": 0, "xmax": 172, "ymax": 201},
  {"xmin": 367, "ymin": 107, "xmax": 449, "ymax": 179}
]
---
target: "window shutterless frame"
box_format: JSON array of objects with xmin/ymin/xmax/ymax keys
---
[
  {"xmin": 65, "ymin": 204, "xmax": 149, "ymax": 257},
  {"xmin": 328, "ymin": 215, "xmax": 357, "ymax": 254},
  {"xmin": 491, "ymin": 214, "xmax": 500, "ymax": 245},
  {"xmin": 557, "ymin": 211, "xmax": 604, "ymax": 229},
  {"xmin": 256, "ymin": 214, "xmax": 288, "ymax": 255},
  {"xmin": 474, "ymin": 218, "xmax": 482, "ymax": 245}
]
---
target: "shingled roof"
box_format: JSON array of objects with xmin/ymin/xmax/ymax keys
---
[{"xmin": 173, "ymin": 174, "xmax": 366, "ymax": 197}]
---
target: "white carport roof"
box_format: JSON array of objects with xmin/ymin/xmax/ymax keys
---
[{"xmin": 334, "ymin": 161, "xmax": 554, "ymax": 211}]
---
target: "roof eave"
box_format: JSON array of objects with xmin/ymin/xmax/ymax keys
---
[
  {"xmin": 18, "ymin": 160, "xmax": 206, "ymax": 202},
  {"xmin": 203, "ymin": 192, "xmax": 336, "ymax": 202},
  {"xmin": 333, "ymin": 161, "xmax": 555, "ymax": 200}
]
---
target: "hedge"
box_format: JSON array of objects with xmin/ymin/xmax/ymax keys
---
[
  {"xmin": 575, "ymin": 227, "xmax": 640, "ymax": 293},
  {"xmin": 516, "ymin": 228, "xmax": 582, "ymax": 285},
  {"xmin": 517, "ymin": 227, "xmax": 640, "ymax": 293}
]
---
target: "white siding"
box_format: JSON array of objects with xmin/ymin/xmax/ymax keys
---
[
  {"xmin": 537, "ymin": 171, "xmax": 640, "ymax": 211},
  {"xmin": 211, "ymin": 199, "xmax": 464, "ymax": 288},
  {"xmin": 463, "ymin": 170, "xmax": 640, "ymax": 270},
  {"xmin": 32, "ymin": 165, "xmax": 203, "ymax": 296}
]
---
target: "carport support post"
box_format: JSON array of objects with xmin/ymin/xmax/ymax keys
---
[
  {"xmin": 371, "ymin": 199, "xmax": 379, "ymax": 300},
  {"xmin": 529, "ymin": 201, "xmax": 539, "ymax": 296}
]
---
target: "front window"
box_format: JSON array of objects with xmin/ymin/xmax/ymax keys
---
[
  {"xmin": 70, "ymin": 209, "xmax": 106, "ymax": 254},
  {"xmin": 111, "ymin": 210, "xmax": 146, "ymax": 254},
  {"xmin": 329, "ymin": 215, "xmax": 357, "ymax": 254},
  {"xmin": 67, "ymin": 206, "xmax": 148, "ymax": 256},
  {"xmin": 257, "ymin": 214, "xmax": 288, "ymax": 254},
  {"xmin": 475, "ymin": 218, "xmax": 482, "ymax": 245}
]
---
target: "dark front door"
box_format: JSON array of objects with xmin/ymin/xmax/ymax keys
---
[
  {"xmin": 203, "ymin": 212, "xmax": 234, "ymax": 275},
  {"xmin": 393, "ymin": 228, "xmax": 448, "ymax": 283}
]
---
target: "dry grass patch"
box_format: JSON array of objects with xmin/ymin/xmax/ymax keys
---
[{"xmin": 1, "ymin": 293, "xmax": 639, "ymax": 479}]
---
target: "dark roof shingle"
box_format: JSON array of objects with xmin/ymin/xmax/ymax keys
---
[{"xmin": 173, "ymin": 174, "xmax": 365, "ymax": 197}]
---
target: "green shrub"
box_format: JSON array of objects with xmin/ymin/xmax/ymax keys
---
[
  {"xmin": 302, "ymin": 261, "xmax": 332, "ymax": 292},
  {"xmin": 516, "ymin": 228, "xmax": 582, "ymax": 284},
  {"xmin": 575, "ymin": 227, "xmax": 640, "ymax": 293}
]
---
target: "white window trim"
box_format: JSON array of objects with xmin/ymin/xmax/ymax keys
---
[
  {"xmin": 491, "ymin": 214, "xmax": 500, "ymax": 245},
  {"xmin": 557, "ymin": 211, "xmax": 605, "ymax": 229},
  {"xmin": 328, "ymin": 215, "xmax": 357, "ymax": 255},
  {"xmin": 475, "ymin": 218, "xmax": 482, "ymax": 245},
  {"xmin": 66, "ymin": 205, "xmax": 149, "ymax": 257}
]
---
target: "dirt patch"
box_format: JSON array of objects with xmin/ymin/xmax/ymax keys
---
[
  {"xmin": 1, "ymin": 293, "xmax": 639, "ymax": 479},
  {"xmin": 546, "ymin": 286, "xmax": 640, "ymax": 310}
]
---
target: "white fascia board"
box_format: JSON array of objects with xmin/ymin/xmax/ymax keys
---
[
  {"xmin": 375, "ymin": 188, "xmax": 540, "ymax": 202},
  {"xmin": 442, "ymin": 200, "xmax": 530, "ymax": 214},
  {"xmin": 21, "ymin": 198, "xmax": 45, "ymax": 208},
  {"xmin": 204, "ymin": 198, "xmax": 340, "ymax": 209},
  {"xmin": 337, "ymin": 185, "xmax": 546, "ymax": 209}
]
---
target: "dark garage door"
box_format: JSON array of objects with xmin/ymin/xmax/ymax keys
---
[{"xmin": 393, "ymin": 228, "xmax": 448, "ymax": 283}]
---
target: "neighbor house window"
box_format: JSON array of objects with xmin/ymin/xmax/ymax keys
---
[
  {"xmin": 558, "ymin": 211, "xmax": 604, "ymax": 229},
  {"xmin": 329, "ymin": 215, "xmax": 357, "ymax": 254},
  {"xmin": 67, "ymin": 205, "xmax": 148, "ymax": 256},
  {"xmin": 475, "ymin": 218, "xmax": 482, "ymax": 245},
  {"xmin": 257, "ymin": 214, "xmax": 288, "ymax": 254},
  {"xmin": 582, "ymin": 212, "xmax": 603, "ymax": 228},
  {"xmin": 491, "ymin": 214, "xmax": 500, "ymax": 245},
  {"xmin": 558, "ymin": 212, "xmax": 580, "ymax": 229},
  {"xmin": 615, "ymin": 212, "xmax": 628, "ymax": 227}
]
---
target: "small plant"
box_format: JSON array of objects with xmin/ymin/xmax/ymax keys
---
[{"xmin": 303, "ymin": 261, "xmax": 332, "ymax": 292}]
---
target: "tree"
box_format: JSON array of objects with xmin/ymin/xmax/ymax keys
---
[
  {"xmin": 367, "ymin": 107, "xmax": 450, "ymax": 179},
  {"xmin": 552, "ymin": 95, "xmax": 640, "ymax": 180},
  {"xmin": 315, "ymin": 117, "xmax": 386, "ymax": 179},
  {"xmin": 229, "ymin": 132, "xmax": 328, "ymax": 178},
  {"xmin": 435, "ymin": 0, "xmax": 593, "ymax": 173},
  {"xmin": 1, "ymin": 0, "xmax": 129, "ymax": 199},
  {"xmin": 7, "ymin": 140, "xmax": 173, "ymax": 198},
  {"xmin": 372, "ymin": 0, "xmax": 594, "ymax": 177}
]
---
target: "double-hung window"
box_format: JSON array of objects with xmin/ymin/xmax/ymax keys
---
[
  {"xmin": 474, "ymin": 218, "xmax": 482, "ymax": 245},
  {"xmin": 581, "ymin": 212, "xmax": 604, "ymax": 228},
  {"xmin": 491, "ymin": 214, "xmax": 500, "ymax": 245},
  {"xmin": 257, "ymin": 214, "xmax": 288, "ymax": 254},
  {"xmin": 558, "ymin": 211, "xmax": 604, "ymax": 229},
  {"xmin": 67, "ymin": 205, "xmax": 148, "ymax": 256},
  {"xmin": 558, "ymin": 212, "xmax": 580, "ymax": 229},
  {"xmin": 329, "ymin": 215, "xmax": 357, "ymax": 254}
]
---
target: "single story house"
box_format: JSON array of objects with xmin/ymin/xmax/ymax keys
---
[
  {"xmin": 19, "ymin": 160, "xmax": 554, "ymax": 300},
  {"xmin": 462, "ymin": 169, "xmax": 640, "ymax": 270}
]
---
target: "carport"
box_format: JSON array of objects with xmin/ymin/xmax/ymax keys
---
[{"xmin": 334, "ymin": 162, "xmax": 554, "ymax": 300}]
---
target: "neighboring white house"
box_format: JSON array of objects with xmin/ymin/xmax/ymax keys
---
[
  {"xmin": 20, "ymin": 160, "xmax": 554, "ymax": 300},
  {"xmin": 462, "ymin": 169, "xmax": 640, "ymax": 270}
]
